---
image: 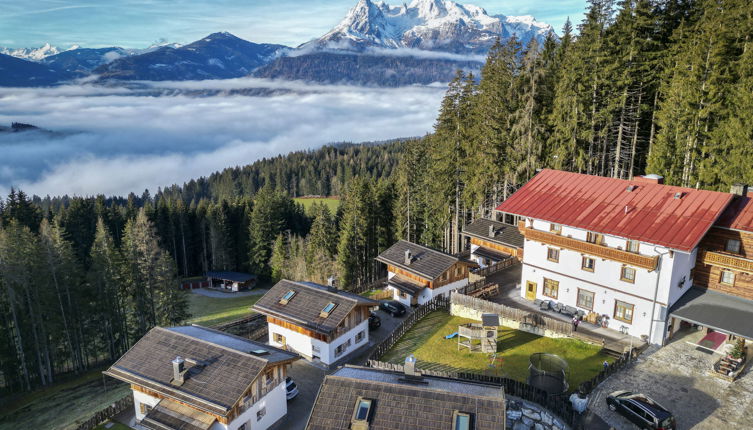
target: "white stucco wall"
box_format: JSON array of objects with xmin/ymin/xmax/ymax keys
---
[
  {"xmin": 521, "ymin": 219, "xmax": 697, "ymax": 344},
  {"xmin": 268, "ymin": 320, "xmax": 368, "ymax": 365},
  {"xmin": 210, "ymin": 381, "xmax": 287, "ymax": 430}
]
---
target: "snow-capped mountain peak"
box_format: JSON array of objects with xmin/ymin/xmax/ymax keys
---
[
  {"xmin": 308, "ymin": 0, "xmax": 555, "ymax": 54},
  {"xmin": 0, "ymin": 43, "xmax": 63, "ymax": 61}
]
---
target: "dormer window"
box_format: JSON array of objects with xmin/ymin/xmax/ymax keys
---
[
  {"xmin": 351, "ymin": 397, "xmax": 373, "ymax": 429},
  {"xmin": 320, "ymin": 302, "xmax": 337, "ymax": 318},
  {"xmin": 452, "ymin": 411, "xmax": 473, "ymax": 430},
  {"xmin": 279, "ymin": 290, "xmax": 296, "ymax": 305}
]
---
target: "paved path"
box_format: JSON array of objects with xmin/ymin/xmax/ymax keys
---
[
  {"xmin": 189, "ymin": 287, "xmax": 269, "ymax": 298},
  {"xmin": 588, "ymin": 331, "xmax": 753, "ymax": 429}
]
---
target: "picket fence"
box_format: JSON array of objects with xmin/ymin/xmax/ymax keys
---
[{"xmin": 75, "ymin": 395, "xmax": 133, "ymax": 430}]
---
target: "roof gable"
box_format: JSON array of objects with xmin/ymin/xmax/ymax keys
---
[
  {"xmin": 496, "ymin": 169, "xmax": 733, "ymax": 252},
  {"xmin": 253, "ymin": 280, "xmax": 377, "ymax": 335},
  {"xmin": 376, "ymin": 240, "xmax": 460, "ymax": 280}
]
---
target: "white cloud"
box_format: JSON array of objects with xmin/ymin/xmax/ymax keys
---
[{"xmin": 0, "ymin": 79, "xmax": 444, "ymax": 197}]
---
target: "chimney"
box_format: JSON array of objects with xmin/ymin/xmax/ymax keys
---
[
  {"xmin": 172, "ymin": 356, "xmax": 185, "ymax": 384},
  {"xmin": 731, "ymin": 183, "xmax": 749, "ymax": 196},
  {"xmin": 404, "ymin": 354, "xmax": 420, "ymax": 377},
  {"xmin": 404, "ymin": 249, "xmax": 412, "ymax": 265},
  {"xmin": 488, "ymin": 224, "xmax": 495, "ymax": 238},
  {"xmin": 327, "ymin": 276, "xmax": 336, "ymax": 288},
  {"xmin": 633, "ymin": 174, "xmax": 664, "ymax": 185}
]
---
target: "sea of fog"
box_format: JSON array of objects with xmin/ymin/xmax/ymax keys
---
[{"xmin": 0, "ymin": 78, "xmax": 445, "ymax": 197}]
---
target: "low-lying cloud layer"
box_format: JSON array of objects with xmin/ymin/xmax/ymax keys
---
[{"xmin": 0, "ymin": 78, "xmax": 444, "ymax": 197}]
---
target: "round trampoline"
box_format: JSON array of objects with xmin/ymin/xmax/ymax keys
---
[{"xmin": 527, "ymin": 353, "xmax": 569, "ymax": 395}]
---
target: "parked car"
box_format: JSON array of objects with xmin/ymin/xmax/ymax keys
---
[
  {"xmin": 606, "ymin": 391, "xmax": 675, "ymax": 430},
  {"xmin": 368, "ymin": 312, "xmax": 381, "ymax": 330},
  {"xmin": 379, "ymin": 301, "xmax": 407, "ymax": 317},
  {"xmin": 286, "ymin": 377, "xmax": 299, "ymax": 400}
]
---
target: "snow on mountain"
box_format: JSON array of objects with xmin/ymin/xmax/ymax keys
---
[
  {"xmin": 306, "ymin": 0, "xmax": 555, "ymax": 54},
  {"xmin": 0, "ymin": 43, "xmax": 63, "ymax": 61}
]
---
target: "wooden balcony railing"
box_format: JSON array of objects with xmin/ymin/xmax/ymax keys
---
[
  {"xmin": 521, "ymin": 226, "xmax": 659, "ymax": 271},
  {"xmin": 701, "ymin": 251, "xmax": 753, "ymax": 272}
]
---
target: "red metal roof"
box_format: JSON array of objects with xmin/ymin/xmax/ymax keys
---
[
  {"xmin": 495, "ymin": 169, "xmax": 734, "ymax": 252},
  {"xmin": 715, "ymin": 193, "xmax": 753, "ymax": 232}
]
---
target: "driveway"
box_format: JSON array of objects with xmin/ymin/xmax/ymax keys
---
[
  {"xmin": 268, "ymin": 305, "xmax": 410, "ymax": 429},
  {"xmin": 588, "ymin": 330, "xmax": 753, "ymax": 429}
]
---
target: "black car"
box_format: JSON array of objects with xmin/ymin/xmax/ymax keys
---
[
  {"xmin": 606, "ymin": 391, "xmax": 675, "ymax": 430},
  {"xmin": 379, "ymin": 300, "xmax": 407, "ymax": 317},
  {"xmin": 368, "ymin": 312, "xmax": 381, "ymax": 330}
]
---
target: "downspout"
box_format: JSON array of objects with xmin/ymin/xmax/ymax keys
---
[{"xmin": 649, "ymin": 246, "xmax": 670, "ymax": 346}]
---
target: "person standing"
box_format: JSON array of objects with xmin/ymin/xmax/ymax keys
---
[{"xmin": 572, "ymin": 316, "xmax": 580, "ymax": 332}]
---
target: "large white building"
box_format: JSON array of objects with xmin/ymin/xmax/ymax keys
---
[
  {"xmin": 254, "ymin": 280, "xmax": 377, "ymax": 366},
  {"xmin": 104, "ymin": 325, "xmax": 299, "ymax": 430},
  {"xmin": 376, "ymin": 240, "xmax": 476, "ymax": 307},
  {"xmin": 496, "ymin": 169, "xmax": 733, "ymax": 344}
]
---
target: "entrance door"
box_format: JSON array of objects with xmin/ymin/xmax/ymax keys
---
[{"xmin": 525, "ymin": 281, "xmax": 537, "ymax": 301}]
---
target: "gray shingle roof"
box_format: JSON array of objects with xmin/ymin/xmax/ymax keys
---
[
  {"xmin": 670, "ymin": 287, "xmax": 753, "ymax": 339},
  {"xmin": 305, "ymin": 366, "xmax": 506, "ymax": 430},
  {"xmin": 376, "ymin": 240, "xmax": 460, "ymax": 281},
  {"xmin": 253, "ymin": 280, "xmax": 377, "ymax": 336},
  {"xmin": 104, "ymin": 326, "xmax": 298, "ymax": 416},
  {"xmin": 143, "ymin": 398, "xmax": 216, "ymax": 430},
  {"xmin": 462, "ymin": 219, "xmax": 524, "ymax": 249},
  {"xmin": 472, "ymin": 246, "xmax": 510, "ymax": 262}
]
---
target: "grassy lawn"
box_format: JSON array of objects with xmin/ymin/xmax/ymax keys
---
[
  {"xmin": 0, "ymin": 367, "xmax": 130, "ymax": 430},
  {"xmin": 293, "ymin": 197, "xmax": 340, "ymax": 214},
  {"xmin": 381, "ymin": 311, "xmax": 613, "ymax": 391},
  {"xmin": 185, "ymin": 291, "xmax": 262, "ymax": 327}
]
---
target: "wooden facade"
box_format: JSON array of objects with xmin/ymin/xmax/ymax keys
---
[
  {"xmin": 470, "ymin": 237, "xmax": 521, "ymax": 259},
  {"xmin": 387, "ymin": 262, "xmax": 471, "ymax": 289},
  {"xmin": 519, "ymin": 224, "xmax": 659, "ymax": 270},
  {"xmin": 694, "ymin": 227, "xmax": 753, "ymax": 300}
]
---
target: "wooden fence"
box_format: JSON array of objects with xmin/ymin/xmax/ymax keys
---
[
  {"xmin": 471, "ymin": 255, "xmax": 517, "ymax": 277},
  {"xmin": 577, "ymin": 351, "xmax": 632, "ymax": 394},
  {"xmin": 366, "ymin": 360, "xmax": 577, "ymax": 427},
  {"xmin": 367, "ymin": 295, "xmax": 450, "ymax": 361},
  {"xmin": 75, "ymin": 395, "xmax": 133, "ymax": 430},
  {"xmin": 451, "ymin": 293, "xmax": 574, "ymax": 336}
]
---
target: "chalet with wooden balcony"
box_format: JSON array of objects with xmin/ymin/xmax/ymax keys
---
[
  {"xmin": 669, "ymin": 185, "xmax": 753, "ymax": 346},
  {"xmin": 253, "ymin": 280, "xmax": 377, "ymax": 366},
  {"xmin": 103, "ymin": 325, "xmax": 299, "ymax": 430},
  {"xmin": 305, "ymin": 362, "xmax": 506, "ymax": 430},
  {"xmin": 497, "ymin": 169, "xmax": 733, "ymax": 344},
  {"xmin": 462, "ymin": 218, "xmax": 524, "ymax": 266},
  {"xmin": 376, "ymin": 240, "xmax": 476, "ymax": 307}
]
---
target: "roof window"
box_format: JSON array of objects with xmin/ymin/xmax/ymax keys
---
[
  {"xmin": 320, "ymin": 302, "xmax": 337, "ymax": 318},
  {"xmin": 452, "ymin": 411, "xmax": 473, "ymax": 430},
  {"xmin": 279, "ymin": 290, "xmax": 296, "ymax": 305},
  {"xmin": 351, "ymin": 397, "xmax": 373, "ymax": 430}
]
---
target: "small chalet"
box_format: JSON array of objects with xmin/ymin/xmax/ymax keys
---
[
  {"xmin": 670, "ymin": 184, "xmax": 753, "ymax": 348},
  {"xmin": 207, "ymin": 271, "xmax": 257, "ymax": 292},
  {"xmin": 376, "ymin": 240, "xmax": 475, "ymax": 307},
  {"xmin": 253, "ymin": 280, "xmax": 377, "ymax": 365},
  {"xmin": 103, "ymin": 325, "xmax": 299, "ymax": 430},
  {"xmin": 462, "ymin": 218, "xmax": 524, "ymax": 266},
  {"xmin": 305, "ymin": 362, "xmax": 506, "ymax": 430}
]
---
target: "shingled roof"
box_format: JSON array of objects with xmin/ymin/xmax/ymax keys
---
[
  {"xmin": 376, "ymin": 240, "xmax": 461, "ymax": 281},
  {"xmin": 103, "ymin": 325, "xmax": 298, "ymax": 416},
  {"xmin": 462, "ymin": 218, "xmax": 524, "ymax": 249},
  {"xmin": 305, "ymin": 366, "xmax": 506, "ymax": 430},
  {"xmin": 387, "ymin": 274, "xmax": 426, "ymax": 296},
  {"xmin": 253, "ymin": 280, "xmax": 377, "ymax": 336}
]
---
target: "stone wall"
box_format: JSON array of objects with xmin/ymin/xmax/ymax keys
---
[{"xmin": 506, "ymin": 396, "xmax": 571, "ymax": 430}]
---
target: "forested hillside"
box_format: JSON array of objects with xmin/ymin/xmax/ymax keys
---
[{"xmin": 2, "ymin": 0, "xmax": 752, "ymax": 396}]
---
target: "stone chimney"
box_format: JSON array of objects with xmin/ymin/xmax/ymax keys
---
[
  {"xmin": 731, "ymin": 183, "xmax": 749, "ymax": 197},
  {"xmin": 404, "ymin": 249, "xmax": 412, "ymax": 265},
  {"xmin": 488, "ymin": 224, "xmax": 495, "ymax": 238},
  {"xmin": 404, "ymin": 354, "xmax": 420, "ymax": 377},
  {"xmin": 327, "ymin": 276, "xmax": 336, "ymax": 288},
  {"xmin": 172, "ymin": 356, "xmax": 185, "ymax": 385}
]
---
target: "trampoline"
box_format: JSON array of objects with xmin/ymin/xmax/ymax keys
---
[{"xmin": 527, "ymin": 353, "xmax": 569, "ymax": 395}]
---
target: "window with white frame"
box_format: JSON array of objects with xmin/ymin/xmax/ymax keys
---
[{"xmin": 720, "ymin": 270, "xmax": 735, "ymax": 285}]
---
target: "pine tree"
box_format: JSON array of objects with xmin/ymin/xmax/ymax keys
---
[{"xmin": 270, "ymin": 233, "xmax": 287, "ymax": 283}]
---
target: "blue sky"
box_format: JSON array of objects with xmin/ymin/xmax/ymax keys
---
[{"xmin": 1, "ymin": 0, "xmax": 587, "ymax": 49}]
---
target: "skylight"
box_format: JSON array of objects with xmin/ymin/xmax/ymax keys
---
[
  {"xmin": 320, "ymin": 302, "xmax": 337, "ymax": 318},
  {"xmin": 279, "ymin": 290, "xmax": 296, "ymax": 305},
  {"xmin": 352, "ymin": 397, "xmax": 373, "ymax": 422}
]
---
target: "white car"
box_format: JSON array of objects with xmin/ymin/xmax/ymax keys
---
[{"xmin": 286, "ymin": 377, "xmax": 299, "ymax": 400}]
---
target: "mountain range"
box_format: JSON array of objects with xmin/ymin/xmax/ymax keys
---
[{"xmin": 0, "ymin": 0, "xmax": 555, "ymax": 87}]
